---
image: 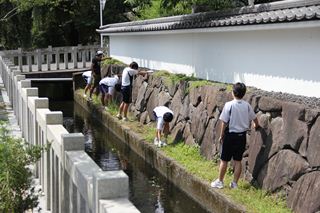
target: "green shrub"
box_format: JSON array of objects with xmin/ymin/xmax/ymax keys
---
[
  {"xmin": 102, "ymin": 58, "xmax": 127, "ymax": 66},
  {"xmin": 0, "ymin": 122, "xmax": 44, "ymax": 212}
]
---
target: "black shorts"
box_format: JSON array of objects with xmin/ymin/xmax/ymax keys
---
[
  {"xmin": 220, "ymin": 132, "xmax": 246, "ymax": 161},
  {"xmin": 93, "ymin": 75, "xmax": 101, "ymax": 88},
  {"xmin": 121, "ymin": 86, "xmax": 132, "ymax": 103}
]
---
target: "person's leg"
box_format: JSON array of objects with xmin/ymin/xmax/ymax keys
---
[
  {"xmin": 123, "ymin": 103, "xmax": 129, "ymax": 118},
  {"xmin": 104, "ymin": 94, "xmax": 109, "ymax": 107},
  {"xmin": 84, "ymin": 84, "xmax": 91, "ymax": 95},
  {"xmin": 89, "ymin": 76, "xmax": 95, "ymax": 98},
  {"xmin": 118, "ymin": 102, "xmax": 124, "ymax": 115},
  {"xmin": 218, "ymin": 160, "xmax": 228, "ymax": 182},
  {"xmin": 89, "ymin": 86, "xmax": 95, "ymax": 99},
  {"xmin": 233, "ymin": 160, "xmax": 242, "ymax": 184},
  {"xmin": 94, "ymin": 76, "xmax": 101, "ymax": 96},
  {"xmin": 232, "ymin": 132, "xmax": 246, "ymax": 185}
]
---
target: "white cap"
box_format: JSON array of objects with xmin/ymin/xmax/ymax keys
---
[{"xmin": 96, "ymin": 50, "xmax": 103, "ymax": 56}]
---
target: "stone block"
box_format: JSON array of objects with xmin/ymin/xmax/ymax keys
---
[{"xmin": 99, "ymin": 198, "xmax": 140, "ymax": 213}]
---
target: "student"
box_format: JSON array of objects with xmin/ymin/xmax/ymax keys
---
[
  {"xmin": 99, "ymin": 74, "xmax": 120, "ymax": 110},
  {"xmin": 116, "ymin": 62, "xmax": 147, "ymax": 121},
  {"xmin": 211, "ymin": 82, "xmax": 259, "ymax": 189},
  {"xmin": 153, "ymin": 106, "xmax": 174, "ymax": 147},
  {"xmin": 82, "ymin": 71, "xmax": 92, "ymax": 98},
  {"xmin": 88, "ymin": 50, "xmax": 108, "ymax": 101}
]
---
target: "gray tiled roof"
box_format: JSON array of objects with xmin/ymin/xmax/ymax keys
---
[{"xmin": 98, "ymin": 0, "xmax": 320, "ymax": 34}]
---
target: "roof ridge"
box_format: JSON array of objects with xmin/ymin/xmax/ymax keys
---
[{"xmin": 99, "ymin": 0, "xmax": 320, "ymax": 30}]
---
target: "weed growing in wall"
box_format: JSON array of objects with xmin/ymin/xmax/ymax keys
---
[{"xmin": 102, "ymin": 58, "xmax": 127, "ymax": 66}]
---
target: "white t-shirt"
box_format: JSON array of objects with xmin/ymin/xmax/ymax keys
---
[
  {"xmin": 121, "ymin": 67, "xmax": 138, "ymax": 86},
  {"xmin": 99, "ymin": 75, "xmax": 119, "ymax": 87},
  {"xmin": 153, "ymin": 106, "xmax": 174, "ymax": 130},
  {"xmin": 82, "ymin": 71, "xmax": 92, "ymax": 83},
  {"xmin": 219, "ymin": 99, "xmax": 256, "ymax": 133},
  {"xmin": 82, "ymin": 71, "xmax": 91, "ymax": 78}
]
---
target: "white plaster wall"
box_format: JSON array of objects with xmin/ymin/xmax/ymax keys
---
[{"xmin": 108, "ymin": 26, "xmax": 320, "ymax": 97}]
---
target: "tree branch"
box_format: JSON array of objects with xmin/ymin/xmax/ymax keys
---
[{"xmin": 0, "ymin": 7, "xmax": 18, "ymax": 22}]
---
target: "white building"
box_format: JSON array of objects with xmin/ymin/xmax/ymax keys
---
[{"xmin": 98, "ymin": 0, "xmax": 320, "ymax": 98}]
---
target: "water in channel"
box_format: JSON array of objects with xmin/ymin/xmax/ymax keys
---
[{"xmin": 50, "ymin": 101, "xmax": 210, "ymax": 213}]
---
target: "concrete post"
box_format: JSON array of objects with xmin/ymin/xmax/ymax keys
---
[
  {"xmin": 56, "ymin": 50, "xmax": 60, "ymax": 70},
  {"xmin": 47, "ymin": 46, "xmax": 52, "ymax": 71},
  {"xmin": 17, "ymin": 79, "xmax": 30, "ymax": 129},
  {"xmin": 72, "ymin": 47, "xmax": 77, "ymax": 69},
  {"xmin": 60, "ymin": 133, "xmax": 85, "ymax": 213},
  {"xmin": 10, "ymin": 70, "xmax": 20, "ymax": 104},
  {"xmin": 64, "ymin": 52, "xmax": 68, "ymax": 70},
  {"xmin": 93, "ymin": 171, "xmax": 129, "ymax": 213},
  {"xmin": 18, "ymin": 48, "xmax": 23, "ymax": 71},
  {"xmin": 36, "ymin": 109, "xmax": 63, "ymax": 211},
  {"xmin": 14, "ymin": 75, "xmax": 25, "ymax": 121},
  {"xmin": 82, "ymin": 50, "xmax": 86, "ymax": 68},
  {"xmin": 27, "ymin": 54, "xmax": 32, "ymax": 72},
  {"xmin": 28, "ymin": 97, "xmax": 48, "ymax": 180},
  {"xmin": 21, "ymin": 87, "xmax": 38, "ymax": 142},
  {"xmin": 36, "ymin": 49, "xmax": 42, "ymax": 71}
]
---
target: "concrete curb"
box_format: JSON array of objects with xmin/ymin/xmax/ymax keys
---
[{"xmin": 74, "ymin": 92, "xmax": 247, "ymax": 213}]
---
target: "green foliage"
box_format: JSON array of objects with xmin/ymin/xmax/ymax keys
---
[
  {"xmin": 102, "ymin": 58, "xmax": 127, "ymax": 66},
  {"xmin": 0, "ymin": 122, "xmax": 44, "ymax": 212}
]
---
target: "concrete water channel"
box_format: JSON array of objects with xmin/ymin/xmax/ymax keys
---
[{"xmin": 49, "ymin": 100, "xmax": 210, "ymax": 213}]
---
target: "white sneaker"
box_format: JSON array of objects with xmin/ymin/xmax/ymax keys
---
[
  {"xmin": 210, "ymin": 179, "xmax": 224, "ymax": 189},
  {"xmin": 230, "ymin": 181, "xmax": 238, "ymax": 189},
  {"xmin": 116, "ymin": 114, "xmax": 122, "ymax": 119},
  {"xmin": 160, "ymin": 141, "xmax": 167, "ymax": 147},
  {"xmin": 83, "ymin": 94, "xmax": 87, "ymax": 98},
  {"xmin": 88, "ymin": 97, "xmax": 92, "ymax": 101},
  {"xmin": 122, "ymin": 117, "xmax": 128, "ymax": 121},
  {"xmin": 154, "ymin": 138, "xmax": 159, "ymax": 146},
  {"xmin": 105, "ymin": 106, "xmax": 109, "ymax": 111}
]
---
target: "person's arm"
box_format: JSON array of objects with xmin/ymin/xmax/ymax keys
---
[
  {"xmin": 138, "ymin": 70, "xmax": 147, "ymax": 76},
  {"xmin": 218, "ymin": 120, "xmax": 227, "ymax": 143},
  {"xmin": 163, "ymin": 122, "xmax": 170, "ymax": 139},
  {"xmin": 252, "ymin": 117, "xmax": 260, "ymax": 130}
]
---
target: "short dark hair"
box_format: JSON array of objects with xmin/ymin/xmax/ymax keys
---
[
  {"xmin": 232, "ymin": 82, "xmax": 246, "ymax": 99},
  {"xmin": 163, "ymin": 112, "xmax": 173, "ymax": 123},
  {"xmin": 129, "ymin": 62, "xmax": 139, "ymax": 70}
]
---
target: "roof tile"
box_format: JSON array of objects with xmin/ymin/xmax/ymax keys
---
[{"xmin": 98, "ymin": 1, "xmax": 320, "ymax": 34}]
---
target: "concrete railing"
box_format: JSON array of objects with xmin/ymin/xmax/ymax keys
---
[
  {"xmin": 0, "ymin": 56, "xmax": 139, "ymax": 213},
  {"xmin": 0, "ymin": 45, "xmax": 101, "ymax": 72}
]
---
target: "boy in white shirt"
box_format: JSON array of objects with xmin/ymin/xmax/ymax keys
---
[
  {"xmin": 99, "ymin": 74, "xmax": 120, "ymax": 110},
  {"xmin": 82, "ymin": 71, "xmax": 92, "ymax": 97},
  {"xmin": 211, "ymin": 82, "xmax": 259, "ymax": 189},
  {"xmin": 153, "ymin": 106, "xmax": 174, "ymax": 147},
  {"xmin": 116, "ymin": 62, "xmax": 147, "ymax": 121}
]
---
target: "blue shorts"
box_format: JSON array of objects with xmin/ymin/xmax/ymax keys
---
[
  {"xmin": 99, "ymin": 84, "xmax": 108, "ymax": 94},
  {"xmin": 220, "ymin": 132, "xmax": 246, "ymax": 161}
]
